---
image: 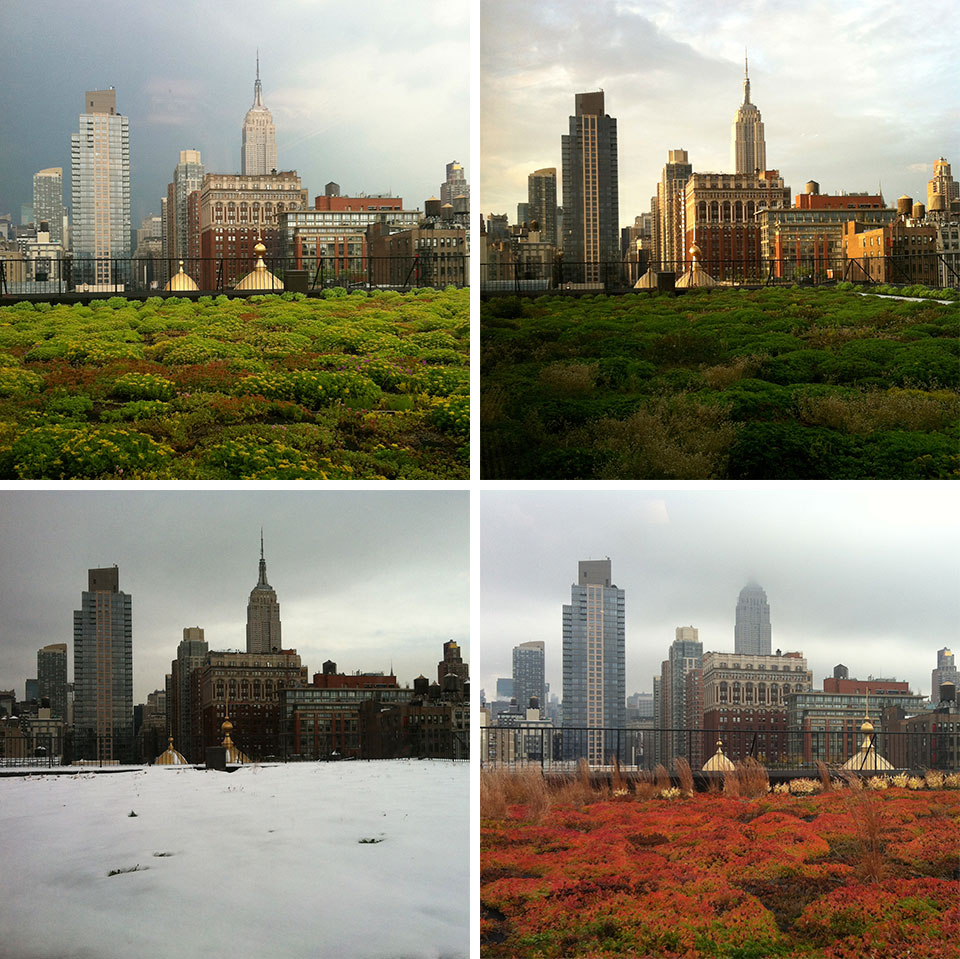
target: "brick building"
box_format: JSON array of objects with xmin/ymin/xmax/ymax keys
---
[
  {"xmin": 683, "ymin": 170, "xmax": 791, "ymax": 281},
  {"xmin": 197, "ymin": 649, "xmax": 307, "ymax": 761},
  {"xmin": 841, "ymin": 215, "xmax": 939, "ymax": 285},
  {"xmin": 197, "ymin": 171, "xmax": 307, "ymax": 289}
]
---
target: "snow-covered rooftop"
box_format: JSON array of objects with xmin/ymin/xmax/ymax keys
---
[{"xmin": 0, "ymin": 760, "xmax": 468, "ymax": 958}]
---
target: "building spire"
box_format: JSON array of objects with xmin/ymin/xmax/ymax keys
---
[
  {"xmin": 743, "ymin": 49, "xmax": 751, "ymax": 104},
  {"xmin": 254, "ymin": 50, "xmax": 263, "ymax": 106},
  {"xmin": 258, "ymin": 529, "xmax": 269, "ymax": 587}
]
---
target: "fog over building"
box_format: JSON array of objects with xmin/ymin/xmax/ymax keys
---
[{"xmin": 734, "ymin": 581, "xmax": 772, "ymax": 656}]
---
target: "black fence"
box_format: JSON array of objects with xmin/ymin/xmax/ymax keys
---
[
  {"xmin": 481, "ymin": 725, "xmax": 960, "ymax": 773},
  {"xmin": 0, "ymin": 254, "xmax": 468, "ymax": 298},
  {"xmin": 481, "ymin": 252, "xmax": 959, "ymax": 294}
]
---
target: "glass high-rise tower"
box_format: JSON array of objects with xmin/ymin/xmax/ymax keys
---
[
  {"xmin": 37, "ymin": 643, "xmax": 68, "ymax": 720},
  {"xmin": 246, "ymin": 533, "xmax": 282, "ymax": 654},
  {"xmin": 562, "ymin": 559, "xmax": 625, "ymax": 763},
  {"xmin": 71, "ymin": 89, "xmax": 130, "ymax": 287},
  {"xmin": 73, "ymin": 567, "xmax": 133, "ymax": 763},
  {"xmin": 734, "ymin": 581, "xmax": 771, "ymax": 655},
  {"xmin": 561, "ymin": 92, "xmax": 619, "ymax": 282}
]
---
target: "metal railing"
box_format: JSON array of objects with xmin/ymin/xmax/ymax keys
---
[
  {"xmin": 481, "ymin": 252, "xmax": 960, "ymax": 294},
  {"xmin": 480, "ymin": 725, "xmax": 960, "ymax": 772},
  {"xmin": 0, "ymin": 254, "xmax": 468, "ymax": 297}
]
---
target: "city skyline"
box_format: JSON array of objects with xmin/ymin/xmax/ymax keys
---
[
  {"xmin": 480, "ymin": 0, "xmax": 959, "ymax": 227},
  {"xmin": 0, "ymin": 491, "xmax": 469, "ymax": 704},
  {"xmin": 0, "ymin": 0, "xmax": 468, "ymax": 231},
  {"xmin": 480, "ymin": 489, "xmax": 960, "ymax": 706}
]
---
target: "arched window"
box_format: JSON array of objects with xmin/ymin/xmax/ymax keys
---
[
  {"xmin": 746, "ymin": 201, "xmax": 755, "ymax": 220},
  {"xmin": 241, "ymin": 681, "xmax": 249, "ymax": 700},
  {"xmin": 719, "ymin": 681, "xmax": 728, "ymax": 703},
  {"xmin": 732, "ymin": 682, "xmax": 741, "ymax": 704},
  {"xmin": 722, "ymin": 201, "xmax": 731, "ymax": 222},
  {"xmin": 228, "ymin": 680, "xmax": 237, "ymax": 700},
  {"xmin": 698, "ymin": 201, "xmax": 707, "ymax": 222},
  {"xmin": 265, "ymin": 680, "xmax": 273, "ymax": 699},
  {"xmin": 734, "ymin": 200, "xmax": 743, "ymax": 222},
  {"xmin": 758, "ymin": 682, "xmax": 767, "ymax": 705},
  {"xmin": 253, "ymin": 680, "xmax": 261, "ymax": 700},
  {"xmin": 745, "ymin": 682, "xmax": 754, "ymax": 703},
  {"xmin": 710, "ymin": 201, "xmax": 720, "ymax": 222}
]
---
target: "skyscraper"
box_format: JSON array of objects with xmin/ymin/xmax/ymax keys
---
[
  {"xmin": 165, "ymin": 149, "xmax": 204, "ymax": 276},
  {"xmin": 169, "ymin": 626, "xmax": 209, "ymax": 762},
  {"xmin": 656, "ymin": 626, "xmax": 703, "ymax": 766},
  {"xmin": 246, "ymin": 533, "xmax": 282, "ymax": 654},
  {"xmin": 527, "ymin": 168, "xmax": 558, "ymax": 247},
  {"xmin": 932, "ymin": 647, "xmax": 958, "ymax": 699},
  {"xmin": 73, "ymin": 566, "xmax": 133, "ymax": 763},
  {"xmin": 562, "ymin": 559, "xmax": 625, "ymax": 763},
  {"xmin": 734, "ymin": 582, "xmax": 772, "ymax": 655},
  {"xmin": 512, "ymin": 641, "xmax": 545, "ymax": 710},
  {"xmin": 731, "ymin": 56, "xmax": 766, "ymax": 175},
  {"xmin": 70, "ymin": 89, "xmax": 130, "ymax": 287},
  {"xmin": 33, "ymin": 168, "xmax": 64, "ymax": 245},
  {"xmin": 37, "ymin": 643, "xmax": 68, "ymax": 720},
  {"xmin": 561, "ymin": 92, "xmax": 619, "ymax": 281},
  {"xmin": 241, "ymin": 55, "xmax": 278, "ymax": 176},
  {"xmin": 440, "ymin": 161, "xmax": 469, "ymax": 206},
  {"xmin": 653, "ymin": 149, "xmax": 693, "ymax": 271}
]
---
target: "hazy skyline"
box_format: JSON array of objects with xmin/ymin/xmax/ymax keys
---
[
  {"xmin": 0, "ymin": 0, "xmax": 468, "ymax": 231},
  {"xmin": 480, "ymin": 489, "xmax": 959, "ymax": 706},
  {"xmin": 481, "ymin": 0, "xmax": 959, "ymax": 228},
  {"xmin": 0, "ymin": 491, "xmax": 468, "ymax": 703}
]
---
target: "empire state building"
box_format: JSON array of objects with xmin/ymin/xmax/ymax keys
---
[
  {"xmin": 731, "ymin": 56, "xmax": 766, "ymax": 176},
  {"xmin": 246, "ymin": 533, "xmax": 282, "ymax": 654},
  {"xmin": 241, "ymin": 55, "xmax": 278, "ymax": 175}
]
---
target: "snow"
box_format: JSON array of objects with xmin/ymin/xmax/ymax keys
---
[{"xmin": 0, "ymin": 760, "xmax": 469, "ymax": 959}]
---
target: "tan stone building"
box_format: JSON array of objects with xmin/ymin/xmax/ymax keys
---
[{"xmin": 841, "ymin": 219, "xmax": 939, "ymax": 285}]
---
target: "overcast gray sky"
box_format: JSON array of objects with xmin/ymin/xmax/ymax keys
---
[
  {"xmin": 480, "ymin": 488, "xmax": 959, "ymax": 704},
  {"xmin": 0, "ymin": 491, "xmax": 468, "ymax": 704},
  {"xmin": 480, "ymin": 0, "xmax": 960, "ymax": 227},
  {"xmin": 0, "ymin": 0, "xmax": 468, "ymax": 231}
]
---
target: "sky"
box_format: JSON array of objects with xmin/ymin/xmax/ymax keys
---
[
  {"xmin": 0, "ymin": 490, "xmax": 469, "ymax": 703},
  {"xmin": 479, "ymin": 488, "xmax": 960, "ymax": 704},
  {"xmin": 480, "ymin": 0, "xmax": 960, "ymax": 228},
  {"xmin": 0, "ymin": 0, "xmax": 468, "ymax": 231}
]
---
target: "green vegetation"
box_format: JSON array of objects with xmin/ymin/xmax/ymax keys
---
[
  {"xmin": 0, "ymin": 288, "xmax": 468, "ymax": 479},
  {"xmin": 481, "ymin": 287, "xmax": 959, "ymax": 479}
]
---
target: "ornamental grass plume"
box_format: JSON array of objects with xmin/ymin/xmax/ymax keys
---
[
  {"xmin": 841, "ymin": 780, "xmax": 889, "ymax": 883},
  {"xmin": 924, "ymin": 770, "xmax": 944, "ymax": 789},
  {"xmin": 508, "ymin": 766, "xmax": 552, "ymax": 822},
  {"xmin": 867, "ymin": 776, "xmax": 890, "ymax": 790},
  {"xmin": 673, "ymin": 757, "xmax": 695, "ymax": 796},
  {"xmin": 907, "ymin": 776, "xmax": 926, "ymax": 790},
  {"xmin": 944, "ymin": 772, "xmax": 960, "ymax": 789},
  {"xmin": 815, "ymin": 759, "xmax": 835, "ymax": 792},
  {"xmin": 788, "ymin": 777, "xmax": 820, "ymax": 795},
  {"xmin": 480, "ymin": 767, "xmax": 508, "ymax": 820},
  {"xmin": 653, "ymin": 764, "xmax": 671, "ymax": 793}
]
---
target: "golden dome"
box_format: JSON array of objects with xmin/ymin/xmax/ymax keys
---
[
  {"xmin": 702, "ymin": 739, "xmax": 735, "ymax": 772},
  {"xmin": 164, "ymin": 261, "xmax": 199, "ymax": 292},
  {"xmin": 156, "ymin": 736, "xmax": 188, "ymax": 766},
  {"xmin": 221, "ymin": 718, "xmax": 233, "ymax": 734},
  {"xmin": 234, "ymin": 241, "xmax": 283, "ymax": 291}
]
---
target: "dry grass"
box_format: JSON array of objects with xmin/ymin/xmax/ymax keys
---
[
  {"xmin": 815, "ymin": 759, "xmax": 835, "ymax": 792},
  {"xmin": 797, "ymin": 387, "xmax": 959, "ymax": 433},
  {"xmin": 724, "ymin": 759, "xmax": 770, "ymax": 798},
  {"xmin": 538, "ymin": 361, "xmax": 597, "ymax": 396},
  {"xmin": 674, "ymin": 757, "xmax": 694, "ymax": 796},
  {"xmin": 480, "ymin": 766, "xmax": 509, "ymax": 820}
]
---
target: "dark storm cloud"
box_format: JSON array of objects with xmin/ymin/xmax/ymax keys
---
[
  {"xmin": 480, "ymin": 489, "xmax": 959, "ymax": 704},
  {"xmin": 480, "ymin": 0, "xmax": 959, "ymax": 226},
  {"xmin": 0, "ymin": 0, "xmax": 467, "ymax": 229},
  {"xmin": 0, "ymin": 491, "xmax": 468, "ymax": 703}
]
